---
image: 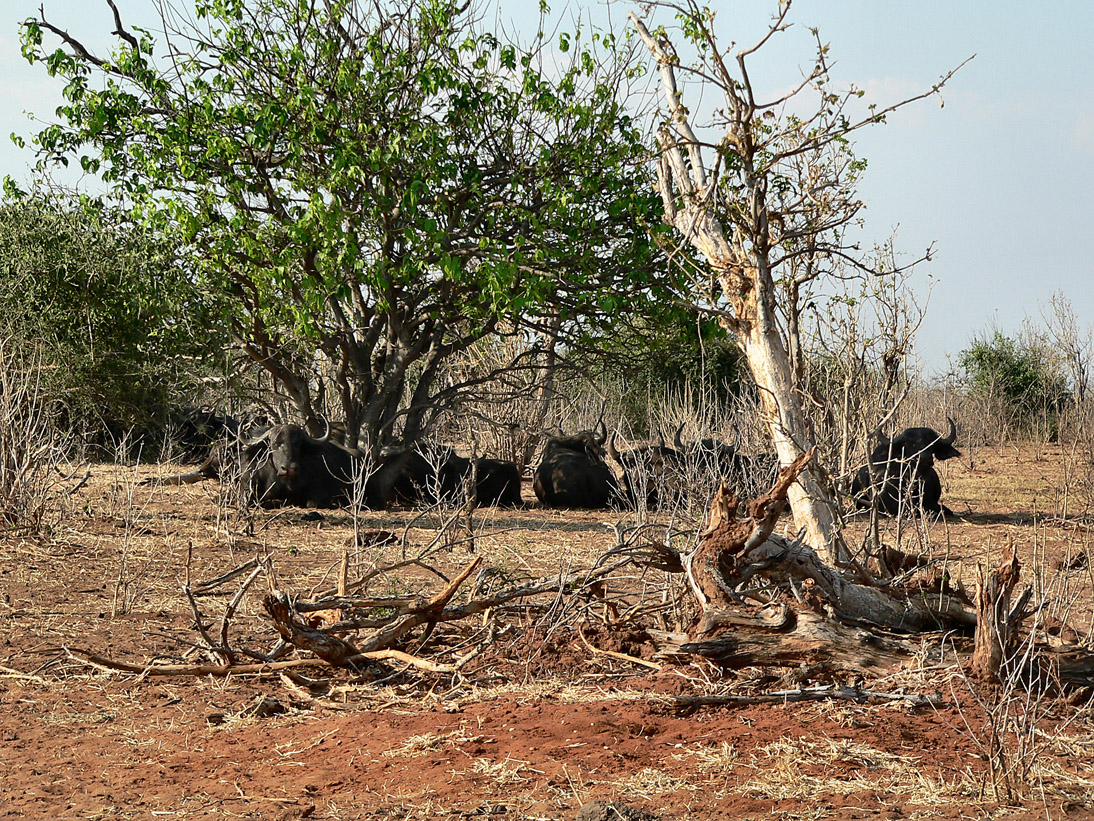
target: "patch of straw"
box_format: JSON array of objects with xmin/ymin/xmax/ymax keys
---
[
  {"xmin": 613, "ymin": 767, "xmax": 698, "ymax": 797},
  {"xmin": 382, "ymin": 728, "xmax": 484, "ymax": 758}
]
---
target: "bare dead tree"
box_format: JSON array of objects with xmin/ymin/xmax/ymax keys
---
[{"xmin": 629, "ymin": 1, "xmax": 968, "ymax": 567}]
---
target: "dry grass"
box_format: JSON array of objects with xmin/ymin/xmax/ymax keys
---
[
  {"xmin": 382, "ymin": 728, "xmax": 485, "ymax": 758},
  {"xmin": 740, "ymin": 736, "xmax": 978, "ymax": 805},
  {"xmin": 611, "ymin": 767, "xmax": 699, "ymax": 797},
  {"xmin": 461, "ymin": 755, "xmax": 540, "ymax": 786}
]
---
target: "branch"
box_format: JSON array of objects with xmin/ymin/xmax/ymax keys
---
[
  {"xmin": 36, "ymin": 10, "xmax": 105, "ymax": 68},
  {"xmin": 629, "ymin": 12, "xmax": 707, "ymax": 191},
  {"xmin": 105, "ymin": 0, "xmax": 139, "ymax": 51},
  {"xmin": 67, "ymin": 647, "xmax": 317, "ymax": 677}
]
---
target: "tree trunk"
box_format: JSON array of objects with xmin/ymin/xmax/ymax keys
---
[
  {"xmin": 739, "ymin": 311, "xmax": 851, "ymax": 567},
  {"xmin": 519, "ymin": 313, "xmax": 562, "ymax": 474},
  {"xmin": 627, "ymin": 22, "xmax": 854, "ymax": 570}
]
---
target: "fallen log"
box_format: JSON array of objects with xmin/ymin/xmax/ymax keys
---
[
  {"xmin": 650, "ymin": 607, "xmax": 913, "ymax": 676},
  {"xmin": 641, "ymin": 450, "xmax": 981, "ymax": 677},
  {"xmin": 670, "ymin": 683, "xmax": 943, "ymax": 709}
]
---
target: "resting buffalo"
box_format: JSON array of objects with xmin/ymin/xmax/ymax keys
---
[
  {"xmin": 245, "ymin": 424, "xmax": 361, "ymax": 508},
  {"xmin": 145, "ymin": 423, "xmax": 370, "ymax": 509},
  {"xmin": 390, "ymin": 447, "xmax": 523, "ymax": 508},
  {"xmin": 674, "ymin": 425, "xmax": 738, "ymax": 478},
  {"xmin": 674, "ymin": 426, "xmax": 778, "ymax": 495},
  {"xmin": 471, "ymin": 458, "xmax": 523, "ymax": 507},
  {"xmin": 606, "ymin": 432, "xmax": 683, "ymax": 509},
  {"xmin": 533, "ymin": 426, "xmax": 620, "ymax": 509},
  {"xmin": 851, "ymin": 418, "xmax": 961, "ymax": 517},
  {"xmin": 390, "ymin": 446, "xmax": 465, "ymax": 505}
]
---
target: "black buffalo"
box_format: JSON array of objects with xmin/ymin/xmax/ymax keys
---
[
  {"xmin": 851, "ymin": 418, "xmax": 961, "ymax": 517},
  {"xmin": 606, "ymin": 432, "xmax": 683, "ymax": 509},
  {"xmin": 170, "ymin": 408, "xmax": 243, "ymax": 461},
  {"xmin": 674, "ymin": 425, "xmax": 739, "ymax": 476},
  {"xmin": 146, "ymin": 423, "xmax": 370, "ymax": 509},
  {"xmin": 533, "ymin": 426, "xmax": 620, "ymax": 509},
  {"xmin": 674, "ymin": 425, "xmax": 778, "ymax": 495},
  {"xmin": 471, "ymin": 458, "xmax": 523, "ymax": 507},
  {"xmin": 142, "ymin": 423, "xmax": 269, "ymax": 487},
  {"xmin": 390, "ymin": 446, "xmax": 466, "ymax": 505},
  {"xmin": 390, "ymin": 447, "xmax": 523, "ymax": 508},
  {"xmin": 245, "ymin": 424, "xmax": 362, "ymax": 508}
]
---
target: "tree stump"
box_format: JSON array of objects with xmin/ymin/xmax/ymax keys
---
[{"xmin": 971, "ymin": 546, "xmax": 1033, "ymax": 682}]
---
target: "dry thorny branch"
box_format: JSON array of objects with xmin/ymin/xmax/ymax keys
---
[{"xmin": 64, "ymin": 460, "xmax": 1094, "ymax": 709}]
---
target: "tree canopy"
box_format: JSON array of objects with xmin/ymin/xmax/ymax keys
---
[{"xmin": 21, "ymin": 0, "xmax": 673, "ymax": 458}]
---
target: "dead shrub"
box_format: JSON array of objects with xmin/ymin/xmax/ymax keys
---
[{"xmin": 0, "ymin": 339, "xmax": 82, "ymax": 537}]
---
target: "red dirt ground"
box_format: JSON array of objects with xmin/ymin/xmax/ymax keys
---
[{"xmin": 2, "ymin": 442, "xmax": 1093, "ymax": 820}]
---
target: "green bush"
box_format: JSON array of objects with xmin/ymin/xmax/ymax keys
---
[
  {"xmin": 594, "ymin": 314, "xmax": 744, "ymax": 430},
  {"xmin": 0, "ymin": 192, "xmax": 226, "ymax": 452},
  {"xmin": 959, "ymin": 330, "xmax": 1071, "ymax": 435}
]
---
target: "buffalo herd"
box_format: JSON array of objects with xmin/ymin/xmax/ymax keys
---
[{"xmin": 149, "ymin": 412, "xmax": 962, "ymax": 519}]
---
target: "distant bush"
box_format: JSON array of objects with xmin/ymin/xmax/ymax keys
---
[
  {"xmin": 959, "ymin": 330, "xmax": 1071, "ymax": 439},
  {"xmin": 0, "ymin": 192, "xmax": 226, "ymax": 452}
]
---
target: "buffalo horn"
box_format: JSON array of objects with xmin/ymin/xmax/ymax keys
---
[
  {"xmin": 244, "ymin": 426, "xmax": 274, "ymax": 447},
  {"xmin": 315, "ymin": 417, "xmax": 332, "ymax": 443},
  {"xmin": 943, "ymin": 417, "xmax": 957, "ymax": 445},
  {"xmin": 874, "ymin": 427, "xmax": 890, "ymax": 449},
  {"xmin": 596, "ymin": 420, "xmax": 607, "ymax": 446},
  {"xmin": 606, "ymin": 430, "xmax": 622, "ymax": 463},
  {"xmin": 674, "ymin": 422, "xmax": 686, "ymax": 452}
]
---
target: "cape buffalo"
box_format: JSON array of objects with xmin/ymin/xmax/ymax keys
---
[
  {"xmin": 674, "ymin": 425, "xmax": 777, "ymax": 495},
  {"xmin": 533, "ymin": 426, "xmax": 620, "ymax": 509},
  {"xmin": 145, "ymin": 423, "xmax": 372, "ymax": 509},
  {"xmin": 471, "ymin": 458, "xmax": 523, "ymax": 507},
  {"xmin": 851, "ymin": 418, "xmax": 961, "ymax": 517},
  {"xmin": 390, "ymin": 446, "xmax": 467, "ymax": 506},
  {"xmin": 170, "ymin": 408, "xmax": 243, "ymax": 461},
  {"xmin": 244, "ymin": 424, "xmax": 362, "ymax": 508},
  {"xmin": 390, "ymin": 447, "xmax": 523, "ymax": 508},
  {"xmin": 606, "ymin": 432, "xmax": 683, "ymax": 509}
]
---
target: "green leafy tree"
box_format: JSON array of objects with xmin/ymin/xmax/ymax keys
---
[
  {"xmin": 959, "ymin": 330, "xmax": 1071, "ymax": 433},
  {"xmin": 20, "ymin": 0, "xmax": 669, "ymax": 478},
  {"xmin": 0, "ymin": 191, "xmax": 224, "ymax": 446}
]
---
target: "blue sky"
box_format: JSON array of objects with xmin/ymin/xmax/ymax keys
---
[{"xmin": 3, "ymin": 1, "xmax": 1092, "ymax": 375}]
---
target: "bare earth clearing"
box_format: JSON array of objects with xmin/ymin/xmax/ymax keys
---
[{"xmin": 2, "ymin": 443, "xmax": 1094, "ymax": 820}]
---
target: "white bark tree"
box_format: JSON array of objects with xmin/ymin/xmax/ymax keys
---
[{"xmin": 630, "ymin": 1, "xmax": 967, "ymax": 567}]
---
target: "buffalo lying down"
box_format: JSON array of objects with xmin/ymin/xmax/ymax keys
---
[
  {"xmin": 673, "ymin": 425, "xmax": 779, "ymax": 497},
  {"xmin": 148, "ymin": 425, "xmax": 521, "ymax": 510},
  {"xmin": 390, "ymin": 447, "xmax": 522, "ymax": 508},
  {"xmin": 606, "ymin": 432, "xmax": 683, "ymax": 509},
  {"xmin": 534, "ymin": 426, "xmax": 619, "ymax": 509},
  {"xmin": 145, "ymin": 423, "xmax": 366, "ymax": 508},
  {"xmin": 851, "ymin": 418, "xmax": 961, "ymax": 517}
]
